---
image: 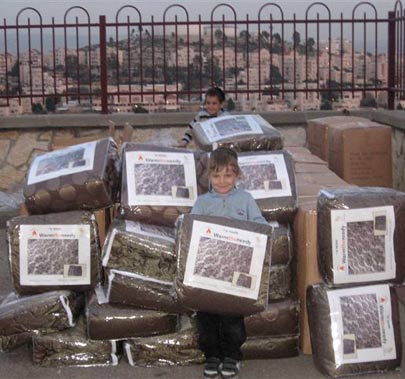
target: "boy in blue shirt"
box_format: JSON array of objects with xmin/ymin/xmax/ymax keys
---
[{"xmin": 191, "ymin": 147, "xmax": 267, "ymax": 379}]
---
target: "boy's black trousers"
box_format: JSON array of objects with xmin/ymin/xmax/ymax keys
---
[{"xmin": 196, "ymin": 311, "xmax": 246, "ymax": 361}]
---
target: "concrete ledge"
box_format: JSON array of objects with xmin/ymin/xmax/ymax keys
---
[{"xmin": 372, "ymin": 110, "xmax": 405, "ymax": 131}]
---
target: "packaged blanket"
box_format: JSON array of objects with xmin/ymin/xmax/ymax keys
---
[
  {"xmin": 237, "ymin": 151, "xmax": 297, "ymax": 223},
  {"xmin": 268, "ymin": 264, "xmax": 292, "ymax": 301},
  {"xmin": 32, "ymin": 317, "xmax": 119, "ymax": 367},
  {"xmin": 7, "ymin": 211, "xmax": 101, "ymax": 295},
  {"xmin": 307, "ymin": 284, "xmax": 402, "ymax": 377},
  {"xmin": 124, "ymin": 329, "xmax": 204, "ymax": 367},
  {"xmin": 106, "ymin": 270, "xmax": 184, "ymax": 314},
  {"xmin": 270, "ymin": 222, "xmax": 293, "ymax": 265},
  {"xmin": 241, "ymin": 335, "xmax": 299, "ymax": 359},
  {"xmin": 317, "ymin": 188, "xmax": 405, "ymax": 286},
  {"xmin": 119, "ymin": 143, "xmax": 208, "ymax": 226},
  {"xmin": 175, "ymin": 214, "xmax": 272, "ymax": 316},
  {"xmin": 86, "ymin": 290, "xmax": 178, "ymax": 340},
  {"xmin": 24, "ymin": 137, "xmax": 119, "ymax": 214},
  {"xmin": 102, "ymin": 219, "xmax": 176, "ymax": 282},
  {"xmin": 0, "ymin": 290, "xmax": 83, "ymax": 352},
  {"xmin": 245, "ymin": 299, "xmax": 299, "ymax": 337},
  {"xmin": 192, "ymin": 114, "xmax": 283, "ymax": 152}
]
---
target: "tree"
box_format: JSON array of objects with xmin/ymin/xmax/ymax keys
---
[
  {"xmin": 227, "ymin": 98, "xmax": 235, "ymax": 111},
  {"xmin": 133, "ymin": 104, "xmax": 148, "ymax": 113},
  {"xmin": 32, "ymin": 103, "xmax": 46, "ymax": 114},
  {"xmin": 397, "ymin": 102, "xmax": 404, "ymax": 110},
  {"xmin": 9, "ymin": 61, "xmax": 20, "ymax": 76},
  {"xmin": 320, "ymin": 100, "xmax": 333, "ymax": 110},
  {"xmin": 360, "ymin": 93, "xmax": 377, "ymax": 108},
  {"xmin": 45, "ymin": 95, "xmax": 61, "ymax": 112},
  {"xmin": 292, "ymin": 31, "xmax": 301, "ymax": 49},
  {"xmin": 307, "ymin": 37, "xmax": 316, "ymax": 53}
]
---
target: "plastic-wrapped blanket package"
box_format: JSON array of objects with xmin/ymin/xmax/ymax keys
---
[
  {"xmin": 86, "ymin": 291, "xmax": 178, "ymax": 340},
  {"xmin": 241, "ymin": 335, "xmax": 299, "ymax": 359},
  {"xmin": 268, "ymin": 264, "xmax": 293, "ymax": 301},
  {"xmin": 119, "ymin": 143, "xmax": 208, "ymax": 226},
  {"xmin": 7, "ymin": 211, "xmax": 101, "ymax": 295},
  {"xmin": 106, "ymin": 270, "xmax": 184, "ymax": 314},
  {"xmin": 270, "ymin": 222, "xmax": 293, "ymax": 265},
  {"xmin": 244, "ymin": 299, "xmax": 299, "ymax": 337},
  {"xmin": 102, "ymin": 219, "xmax": 176, "ymax": 282},
  {"xmin": 32, "ymin": 317, "xmax": 120, "ymax": 367},
  {"xmin": 0, "ymin": 290, "xmax": 83, "ymax": 352},
  {"xmin": 237, "ymin": 151, "xmax": 297, "ymax": 223},
  {"xmin": 24, "ymin": 137, "xmax": 119, "ymax": 214},
  {"xmin": 307, "ymin": 284, "xmax": 402, "ymax": 377},
  {"xmin": 175, "ymin": 214, "xmax": 272, "ymax": 316},
  {"xmin": 192, "ymin": 114, "xmax": 283, "ymax": 152},
  {"xmin": 124, "ymin": 329, "xmax": 204, "ymax": 367},
  {"xmin": 317, "ymin": 187, "xmax": 405, "ymax": 286}
]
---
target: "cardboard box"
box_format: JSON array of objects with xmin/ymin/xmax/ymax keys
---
[
  {"xmin": 293, "ymin": 202, "xmax": 322, "ymax": 355},
  {"xmin": 328, "ymin": 123, "xmax": 392, "ymax": 187}
]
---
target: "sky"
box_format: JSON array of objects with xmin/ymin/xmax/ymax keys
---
[{"xmin": 0, "ymin": 0, "xmax": 399, "ymax": 21}]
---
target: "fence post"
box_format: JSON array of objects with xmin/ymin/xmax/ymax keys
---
[
  {"xmin": 99, "ymin": 15, "xmax": 108, "ymax": 114},
  {"xmin": 388, "ymin": 11, "xmax": 396, "ymax": 110}
]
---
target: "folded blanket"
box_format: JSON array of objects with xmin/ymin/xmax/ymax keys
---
[
  {"xmin": 270, "ymin": 222, "xmax": 293, "ymax": 265},
  {"xmin": 175, "ymin": 214, "xmax": 272, "ymax": 316},
  {"xmin": 119, "ymin": 143, "xmax": 208, "ymax": 226},
  {"xmin": 241, "ymin": 335, "xmax": 299, "ymax": 359},
  {"xmin": 24, "ymin": 137, "xmax": 119, "ymax": 214},
  {"xmin": 192, "ymin": 114, "xmax": 283, "ymax": 152},
  {"xmin": 269, "ymin": 264, "xmax": 292, "ymax": 301},
  {"xmin": 102, "ymin": 219, "xmax": 176, "ymax": 282},
  {"xmin": 7, "ymin": 211, "xmax": 101, "ymax": 294}
]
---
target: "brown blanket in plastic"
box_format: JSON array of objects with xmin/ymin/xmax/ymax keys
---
[
  {"xmin": 7, "ymin": 211, "xmax": 101, "ymax": 294},
  {"xmin": 175, "ymin": 214, "xmax": 272, "ymax": 316},
  {"xmin": 269, "ymin": 264, "xmax": 292, "ymax": 301},
  {"xmin": 102, "ymin": 219, "xmax": 176, "ymax": 282},
  {"xmin": 241, "ymin": 335, "xmax": 299, "ymax": 359},
  {"xmin": 192, "ymin": 114, "xmax": 283, "ymax": 152},
  {"xmin": 119, "ymin": 143, "xmax": 208, "ymax": 226},
  {"xmin": 307, "ymin": 284, "xmax": 402, "ymax": 377},
  {"xmin": 33, "ymin": 318, "xmax": 119, "ymax": 367},
  {"xmin": 87, "ymin": 292, "xmax": 178, "ymax": 340},
  {"xmin": 271, "ymin": 223, "xmax": 293, "ymax": 265},
  {"xmin": 0, "ymin": 290, "xmax": 83, "ymax": 352},
  {"xmin": 24, "ymin": 137, "xmax": 119, "ymax": 214},
  {"xmin": 237, "ymin": 151, "xmax": 297, "ymax": 223},
  {"xmin": 245, "ymin": 299, "xmax": 299, "ymax": 337},
  {"xmin": 317, "ymin": 187, "xmax": 405, "ymax": 285},
  {"xmin": 124, "ymin": 329, "xmax": 204, "ymax": 367},
  {"xmin": 107, "ymin": 270, "xmax": 184, "ymax": 314}
]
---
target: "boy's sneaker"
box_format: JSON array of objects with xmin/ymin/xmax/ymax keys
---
[
  {"xmin": 203, "ymin": 357, "xmax": 221, "ymax": 379},
  {"xmin": 220, "ymin": 357, "xmax": 240, "ymax": 379}
]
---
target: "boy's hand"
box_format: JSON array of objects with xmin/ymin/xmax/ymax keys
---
[{"xmin": 175, "ymin": 140, "xmax": 188, "ymax": 148}]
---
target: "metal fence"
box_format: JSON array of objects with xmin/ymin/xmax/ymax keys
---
[{"xmin": 0, "ymin": 1, "xmax": 405, "ymax": 113}]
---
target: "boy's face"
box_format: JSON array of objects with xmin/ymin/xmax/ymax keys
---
[
  {"xmin": 209, "ymin": 165, "xmax": 238, "ymax": 195},
  {"xmin": 205, "ymin": 95, "xmax": 223, "ymax": 115}
]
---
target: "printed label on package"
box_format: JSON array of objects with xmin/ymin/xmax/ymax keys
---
[
  {"xmin": 19, "ymin": 224, "xmax": 91, "ymax": 285},
  {"xmin": 237, "ymin": 154, "xmax": 292, "ymax": 199},
  {"xmin": 327, "ymin": 284, "xmax": 396, "ymax": 365},
  {"xmin": 330, "ymin": 206, "xmax": 395, "ymax": 284},
  {"xmin": 199, "ymin": 115, "xmax": 263, "ymax": 143},
  {"xmin": 27, "ymin": 141, "xmax": 97, "ymax": 185},
  {"xmin": 126, "ymin": 151, "xmax": 198, "ymax": 206},
  {"xmin": 183, "ymin": 220, "xmax": 268, "ymax": 300}
]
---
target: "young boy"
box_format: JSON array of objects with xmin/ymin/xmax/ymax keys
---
[
  {"xmin": 191, "ymin": 148, "xmax": 267, "ymax": 379},
  {"xmin": 177, "ymin": 87, "xmax": 229, "ymax": 148}
]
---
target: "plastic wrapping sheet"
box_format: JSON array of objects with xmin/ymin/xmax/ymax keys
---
[
  {"xmin": 107, "ymin": 270, "xmax": 184, "ymax": 314},
  {"xmin": 270, "ymin": 222, "xmax": 293, "ymax": 265},
  {"xmin": 317, "ymin": 188, "xmax": 405, "ymax": 286},
  {"xmin": 192, "ymin": 114, "xmax": 283, "ymax": 152},
  {"xmin": 124, "ymin": 329, "xmax": 204, "ymax": 367},
  {"xmin": 241, "ymin": 335, "xmax": 299, "ymax": 359},
  {"xmin": 175, "ymin": 214, "xmax": 272, "ymax": 316},
  {"xmin": 237, "ymin": 151, "xmax": 297, "ymax": 223},
  {"xmin": 307, "ymin": 284, "xmax": 402, "ymax": 377},
  {"xmin": 244, "ymin": 299, "xmax": 299, "ymax": 337},
  {"xmin": 86, "ymin": 291, "xmax": 178, "ymax": 340},
  {"xmin": 269, "ymin": 264, "xmax": 293, "ymax": 301},
  {"xmin": 24, "ymin": 137, "xmax": 120, "ymax": 214},
  {"xmin": 32, "ymin": 317, "xmax": 120, "ymax": 367},
  {"xmin": 102, "ymin": 219, "xmax": 176, "ymax": 282},
  {"xmin": 7, "ymin": 211, "xmax": 101, "ymax": 295},
  {"xmin": 0, "ymin": 290, "xmax": 83, "ymax": 352},
  {"xmin": 119, "ymin": 143, "xmax": 209, "ymax": 227}
]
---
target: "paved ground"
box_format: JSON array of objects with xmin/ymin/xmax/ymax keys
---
[{"xmin": 0, "ymin": 227, "xmax": 404, "ymax": 379}]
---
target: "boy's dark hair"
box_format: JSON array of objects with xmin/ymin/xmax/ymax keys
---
[
  {"xmin": 208, "ymin": 147, "xmax": 241, "ymax": 176},
  {"xmin": 205, "ymin": 87, "xmax": 225, "ymax": 103}
]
